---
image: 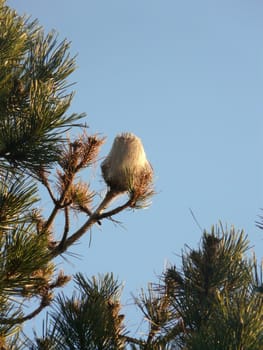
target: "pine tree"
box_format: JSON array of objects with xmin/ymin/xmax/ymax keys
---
[
  {"xmin": 1, "ymin": 1, "xmax": 262, "ymax": 349},
  {"xmin": 27, "ymin": 225, "xmax": 262, "ymax": 349},
  {"xmin": 131, "ymin": 225, "xmax": 263, "ymax": 349},
  {"xmin": 0, "ymin": 1, "xmax": 154, "ymax": 348},
  {"xmin": 28, "ymin": 273, "xmax": 127, "ymax": 350}
]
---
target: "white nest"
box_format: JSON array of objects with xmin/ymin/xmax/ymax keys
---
[{"xmin": 101, "ymin": 132, "xmax": 152, "ymax": 192}]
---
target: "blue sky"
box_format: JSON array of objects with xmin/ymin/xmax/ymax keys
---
[{"xmin": 8, "ymin": 0, "xmax": 263, "ymax": 336}]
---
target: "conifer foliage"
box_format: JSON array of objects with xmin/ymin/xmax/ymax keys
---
[
  {"xmin": 28, "ymin": 226, "xmax": 262, "ymax": 349},
  {"xmin": 32, "ymin": 273, "xmax": 126, "ymax": 350},
  {"xmin": 130, "ymin": 226, "xmax": 262, "ymax": 349},
  {"xmin": 0, "ymin": 1, "xmax": 154, "ymax": 347},
  {"xmin": 0, "ymin": 1, "xmax": 262, "ymax": 349}
]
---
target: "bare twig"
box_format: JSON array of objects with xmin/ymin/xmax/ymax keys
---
[
  {"xmin": 50, "ymin": 193, "xmax": 133, "ymax": 257},
  {"xmin": 43, "ymin": 204, "xmax": 60, "ymax": 231},
  {"xmin": 94, "ymin": 189, "xmax": 124, "ymax": 215},
  {"xmin": 43, "ymin": 180, "xmax": 57, "ymax": 204},
  {"xmin": 43, "ymin": 176, "xmax": 74, "ymax": 231},
  {"xmin": 56, "ymin": 206, "xmax": 70, "ymax": 250},
  {"xmin": 50, "ymin": 216, "xmax": 97, "ymax": 257},
  {"xmin": 97, "ymin": 198, "xmax": 133, "ymax": 220},
  {"xmin": 0, "ymin": 296, "xmax": 50, "ymax": 325}
]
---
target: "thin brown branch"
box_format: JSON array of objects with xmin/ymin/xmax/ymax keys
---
[
  {"xmin": 40, "ymin": 172, "xmax": 56, "ymax": 203},
  {"xmin": 0, "ymin": 297, "xmax": 49, "ymax": 325},
  {"xmin": 43, "ymin": 180, "xmax": 57, "ymax": 204},
  {"xmin": 43, "ymin": 204, "xmax": 60, "ymax": 231},
  {"xmin": 57, "ymin": 206, "xmax": 70, "ymax": 250},
  {"xmin": 78, "ymin": 204, "xmax": 101, "ymax": 225},
  {"xmin": 97, "ymin": 198, "xmax": 133, "ymax": 220},
  {"xmin": 50, "ymin": 194, "xmax": 133, "ymax": 257},
  {"xmin": 50, "ymin": 216, "xmax": 97, "ymax": 257},
  {"xmin": 21, "ymin": 298, "xmax": 50, "ymax": 322},
  {"xmin": 122, "ymin": 335, "xmax": 144, "ymax": 346},
  {"xmin": 78, "ymin": 204, "xmax": 92, "ymax": 216},
  {"xmin": 94, "ymin": 189, "xmax": 123, "ymax": 215},
  {"xmin": 43, "ymin": 176, "xmax": 74, "ymax": 231}
]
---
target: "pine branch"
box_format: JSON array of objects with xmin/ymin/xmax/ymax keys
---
[
  {"xmin": 0, "ymin": 11, "xmax": 85, "ymax": 175},
  {"xmin": 97, "ymin": 197, "xmax": 133, "ymax": 220},
  {"xmin": 0, "ymin": 3, "xmax": 157, "ymax": 345},
  {"xmin": 0, "ymin": 295, "xmax": 50, "ymax": 326},
  {"xmin": 50, "ymin": 216, "xmax": 96, "ymax": 258},
  {"xmin": 50, "ymin": 192, "xmax": 133, "ymax": 257},
  {"xmin": 34, "ymin": 273, "xmax": 127, "ymax": 349},
  {"xmin": 43, "ymin": 174, "xmax": 74, "ymax": 231},
  {"xmin": 56, "ymin": 207, "xmax": 70, "ymax": 251}
]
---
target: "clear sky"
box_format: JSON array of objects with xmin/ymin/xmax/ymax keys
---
[{"xmin": 8, "ymin": 0, "xmax": 263, "ymax": 337}]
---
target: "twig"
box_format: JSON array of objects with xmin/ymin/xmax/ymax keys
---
[
  {"xmin": 51, "ymin": 194, "xmax": 133, "ymax": 257},
  {"xmin": 43, "ymin": 176, "xmax": 73, "ymax": 231},
  {"xmin": 51, "ymin": 216, "xmax": 97, "ymax": 257},
  {"xmin": 97, "ymin": 199, "xmax": 133, "ymax": 220},
  {"xmin": 0, "ymin": 297, "xmax": 49, "ymax": 325},
  {"xmin": 121, "ymin": 335, "xmax": 144, "ymax": 346},
  {"xmin": 94, "ymin": 189, "xmax": 123, "ymax": 215},
  {"xmin": 43, "ymin": 204, "xmax": 60, "ymax": 231},
  {"xmin": 43, "ymin": 180, "xmax": 57, "ymax": 204},
  {"xmin": 43, "ymin": 199, "xmax": 72, "ymax": 231},
  {"xmin": 57, "ymin": 206, "xmax": 70, "ymax": 250}
]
